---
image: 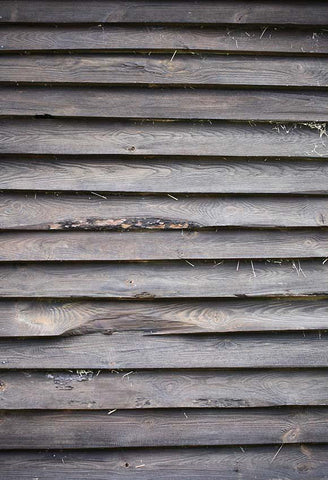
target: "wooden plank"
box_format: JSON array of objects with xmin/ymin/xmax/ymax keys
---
[
  {"xmin": 1, "ymin": 1, "xmax": 328, "ymax": 25},
  {"xmin": 1, "ymin": 193, "xmax": 327, "ymax": 230},
  {"xmin": 1, "ymin": 445, "xmax": 328, "ymax": 480},
  {"xmin": 2, "ymin": 25, "xmax": 328, "ymax": 54},
  {"xmin": 1, "ymin": 331, "xmax": 328, "ymax": 369},
  {"xmin": 1, "ymin": 298, "xmax": 328, "ymax": 337},
  {"xmin": 0, "ymin": 260, "xmax": 327, "ymax": 298},
  {"xmin": 1, "ymin": 54, "xmax": 327, "ymax": 87},
  {"xmin": 2, "ymin": 157, "xmax": 328, "ymax": 194},
  {"xmin": 1, "ymin": 230, "xmax": 328, "ymax": 262},
  {"xmin": 0, "ymin": 408, "xmax": 327, "ymax": 448},
  {"xmin": 1, "ymin": 369, "xmax": 328, "ymax": 409},
  {"xmin": 1, "ymin": 120, "xmax": 327, "ymax": 157},
  {"xmin": 2, "ymin": 87, "xmax": 328, "ymax": 121}
]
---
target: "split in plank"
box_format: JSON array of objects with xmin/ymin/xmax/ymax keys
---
[
  {"xmin": 1, "ymin": 297, "xmax": 328, "ymax": 336},
  {"xmin": 1, "ymin": 1, "xmax": 328, "ymax": 25},
  {"xmin": 1, "ymin": 369, "xmax": 328, "ymax": 409},
  {"xmin": 1, "ymin": 26, "xmax": 328, "ymax": 55},
  {"xmin": 1, "ymin": 193, "xmax": 328, "ymax": 230},
  {"xmin": 1, "ymin": 229, "xmax": 328, "ymax": 261},
  {"xmin": 0, "ymin": 408, "xmax": 327, "ymax": 448},
  {"xmin": 1, "ymin": 54, "xmax": 327, "ymax": 87},
  {"xmin": 1, "ymin": 331, "xmax": 328, "ymax": 369},
  {"xmin": 2, "ymin": 157, "xmax": 328, "ymax": 194},
  {"xmin": 2, "ymin": 87, "xmax": 328, "ymax": 121},
  {"xmin": 1, "ymin": 445, "xmax": 328, "ymax": 480},
  {"xmin": 0, "ymin": 260, "xmax": 328, "ymax": 298}
]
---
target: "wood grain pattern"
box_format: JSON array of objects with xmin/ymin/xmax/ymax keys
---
[
  {"xmin": 1, "ymin": 297, "xmax": 328, "ymax": 336},
  {"xmin": 2, "ymin": 25, "xmax": 328, "ymax": 54},
  {"xmin": 2, "ymin": 87, "xmax": 328, "ymax": 121},
  {"xmin": 1, "ymin": 193, "xmax": 328, "ymax": 230},
  {"xmin": 1, "ymin": 260, "xmax": 328, "ymax": 298},
  {"xmin": 0, "ymin": 408, "xmax": 327, "ymax": 448},
  {"xmin": 1, "ymin": 1, "xmax": 328, "ymax": 25},
  {"xmin": 2, "ymin": 229, "xmax": 328, "ymax": 261},
  {"xmin": 1, "ymin": 332, "xmax": 328, "ymax": 369},
  {"xmin": 1, "ymin": 119, "xmax": 327, "ymax": 157},
  {"xmin": 2, "ymin": 157, "xmax": 328, "ymax": 194},
  {"xmin": 1, "ymin": 54, "xmax": 327, "ymax": 87},
  {"xmin": 1, "ymin": 446, "xmax": 328, "ymax": 480},
  {"xmin": 1, "ymin": 369, "xmax": 328, "ymax": 409}
]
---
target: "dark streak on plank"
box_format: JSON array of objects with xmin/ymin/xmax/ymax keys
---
[
  {"xmin": 1, "ymin": 297, "xmax": 328, "ymax": 336},
  {"xmin": 1, "ymin": 26, "xmax": 328, "ymax": 55},
  {"xmin": 1, "ymin": 54, "xmax": 327, "ymax": 87},
  {"xmin": 0, "ymin": 408, "xmax": 327, "ymax": 448},
  {"xmin": 1, "ymin": 1, "xmax": 328, "ymax": 25},
  {"xmin": 1, "ymin": 369, "xmax": 328, "ymax": 409},
  {"xmin": 1, "ymin": 157, "xmax": 328, "ymax": 194},
  {"xmin": 1, "ymin": 119, "xmax": 327, "ymax": 157},
  {"xmin": 2, "ymin": 87, "xmax": 328, "ymax": 121},
  {"xmin": 1, "ymin": 445, "xmax": 328, "ymax": 480},
  {"xmin": 1, "ymin": 193, "xmax": 328, "ymax": 230},
  {"xmin": 1, "ymin": 230, "xmax": 328, "ymax": 261},
  {"xmin": 1, "ymin": 331, "xmax": 328, "ymax": 369}
]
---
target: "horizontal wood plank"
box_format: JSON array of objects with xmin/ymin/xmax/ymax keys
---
[
  {"xmin": 1, "ymin": 193, "xmax": 328, "ymax": 230},
  {"xmin": 1, "ymin": 298, "xmax": 328, "ymax": 336},
  {"xmin": 1, "ymin": 230, "xmax": 328, "ymax": 261},
  {"xmin": 1, "ymin": 119, "xmax": 327, "ymax": 157},
  {"xmin": 1, "ymin": 54, "xmax": 327, "ymax": 87},
  {"xmin": 2, "ymin": 87, "xmax": 328, "ymax": 121},
  {"xmin": 1, "ymin": 332, "xmax": 328, "ymax": 368},
  {"xmin": 1, "ymin": 445, "xmax": 328, "ymax": 480},
  {"xmin": 1, "ymin": 369, "xmax": 328, "ymax": 409},
  {"xmin": 2, "ymin": 157, "xmax": 328, "ymax": 194},
  {"xmin": 0, "ymin": 260, "xmax": 328, "ymax": 298},
  {"xmin": 0, "ymin": 408, "xmax": 327, "ymax": 448},
  {"xmin": 1, "ymin": 25, "xmax": 328, "ymax": 54},
  {"xmin": 1, "ymin": 1, "xmax": 328, "ymax": 25}
]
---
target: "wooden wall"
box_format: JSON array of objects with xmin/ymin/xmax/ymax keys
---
[{"xmin": 0, "ymin": 1, "xmax": 328, "ymax": 478}]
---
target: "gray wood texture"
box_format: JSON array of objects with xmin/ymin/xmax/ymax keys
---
[
  {"xmin": 1, "ymin": 369, "xmax": 328, "ymax": 409},
  {"xmin": 1, "ymin": 54, "xmax": 327, "ymax": 87}
]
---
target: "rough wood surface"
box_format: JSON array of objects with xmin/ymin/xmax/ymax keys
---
[
  {"xmin": 1, "ymin": 298, "xmax": 328, "ymax": 337},
  {"xmin": 2, "ymin": 25, "xmax": 328, "ymax": 54},
  {"xmin": 2, "ymin": 157, "xmax": 328, "ymax": 194},
  {"xmin": 1, "ymin": 1, "xmax": 328, "ymax": 25},
  {"xmin": 0, "ymin": 408, "xmax": 327, "ymax": 448},
  {"xmin": 1, "ymin": 332, "xmax": 327, "ymax": 369},
  {"xmin": 1, "ymin": 193, "xmax": 328, "ymax": 230},
  {"xmin": 1, "ymin": 369, "xmax": 328, "ymax": 409},
  {"xmin": 2, "ymin": 87, "xmax": 328, "ymax": 121},
  {"xmin": 1, "ymin": 54, "xmax": 327, "ymax": 87},
  {"xmin": 1, "ymin": 445, "xmax": 328, "ymax": 480},
  {"xmin": 0, "ymin": 260, "xmax": 327, "ymax": 298},
  {"xmin": 1, "ymin": 229, "xmax": 328, "ymax": 261},
  {"xmin": 1, "ymin": 119, "xmax": 327, "ymax": 157}
]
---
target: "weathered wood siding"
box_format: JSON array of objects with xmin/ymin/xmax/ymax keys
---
[{"xmin": 0, "ymin": 1, "xmax": 328, "ymax": 478}]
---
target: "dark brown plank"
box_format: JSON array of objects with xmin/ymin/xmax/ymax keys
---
[
  {"xmin": 1, "ymin": 193, "xmax": 327, "ymax": 230},
  {"xmin": 2, "ymin": 25, "xmax": 328, "ymax": 54},
  {"xmin": 1, "ymin": 298, "xmax": 328, "ymax": 337},
  {"xmin": 1, "ymin": 1, "xmax": 328, "ymax": 25},
  {"xmin": 1, "ymin": 230, "xmax": 328, "ymax": 262},
  {"xmin": 1, "ymin": 332, "xmax": 328, "ymax": 369},
  {"xmin": 2, "ymin": 87, "xmax": 328, "ymax": 121},
  {"xmin": 1, "ymin": 446, "xmax": 328, "ymax": 480},
  {"xmin": 1, "ymin": 54, "xmax": 327, "ymax": 87},
  {"xmin": 1, "ymin": 370, "xmax": 328, "ymax": 409},
  {"xmin": 0, "ymin": 260, "xmax": 327, "ymax": 298},
  {"xmin": 0, "ymin": 408, "xmax": 327, "ymax": 448},
  {"xmin": 1, "ymin": 119, "xmax": 327, "ymax": 157},
  {"xmin": 2, "ymin": 157, "xmax": 328, "ymax": 194}
]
